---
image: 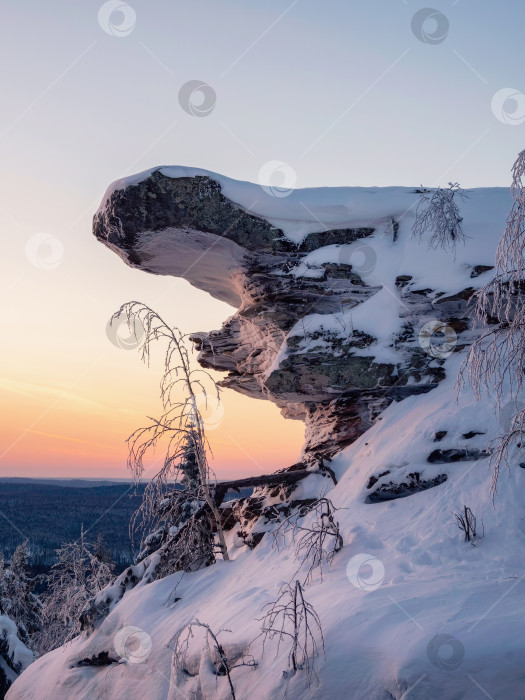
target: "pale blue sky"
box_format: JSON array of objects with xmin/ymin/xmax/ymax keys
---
[
  {"xmin": 1, "ymin": 0, "xmax": 524, "ymax": 195},
  {"xmin": 1, "ymin": 0, "xmax": 524, "ymax": 477}
]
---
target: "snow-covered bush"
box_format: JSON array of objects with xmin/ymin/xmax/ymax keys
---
[
  {"xmin": 134, "ymin": 428, "xmax": 216, "ymax": 579},
  {"xmin": 34, "ymin": 532, "xmax": 115, "ymax": 655},
  {"xmin": 459, "ymin": 149, "xmax": 525, "ymax": 492},
  {"xmin": 272, "ymin": 498, "xmax": 343, "ymax": 584},
  {"xmin": 413, "ymin": 182, "xmax": 468, "ymax": 252},
  {"xmin": 0, "ymin": 542, "xmax": 41, "ymax": 648},
  {"xmin": 0, "ymin": 546, "xmax": 37, "ymax": 698},
  {"xmin": 169, "ymin": 620, "xmax": 257, "ymax": 700},
  {"xmin": 0, "ymin": 615, "xmax": 34, "ymax": 699},
  {"xmin": 260, "ymin": 580, "xmax": 324, "ymax": 682}
]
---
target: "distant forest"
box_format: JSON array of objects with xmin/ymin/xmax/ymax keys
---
[{"xmin": 0, "ymin": 481, "xmax": 147, "ymax": 575}]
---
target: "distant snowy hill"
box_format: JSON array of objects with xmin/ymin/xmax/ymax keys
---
[{"xmin": 9, "ymin": 171, "xmax": 522, "ymax": 699}]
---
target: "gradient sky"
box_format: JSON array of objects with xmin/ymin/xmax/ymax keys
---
[{"xmin": 1, "ymin": 0, "xmax": 524, "ymax": 479}]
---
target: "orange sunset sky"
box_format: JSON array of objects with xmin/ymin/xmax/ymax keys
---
[
  {"xmin": 1, "ymin": 217, "xmax": 304, "ymax": 479},
  {"xmin": 1, "ymin": 248, "xmax": 305, "ymax": 479},
  {"xmin": 1, "ymin": 2, "xmax": 521, "ymax": 480}
]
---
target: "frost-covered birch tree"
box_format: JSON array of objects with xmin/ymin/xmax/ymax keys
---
[
  {"xmin": 459, "ymin": 149, "xmax": 525, "ymax": 493},
  {"xmin": 110, "ymin": 302, "xmax": 229, "ymax": 572}
]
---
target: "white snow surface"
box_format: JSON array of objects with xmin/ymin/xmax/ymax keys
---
[
  {"xmin": 96, "ymin": 165, "xmax": 510, "ymax": 248},
  {"xmin": 11, "ymin": 177, "xmax": 523, "ymax": 699},
  {"xmin": 10, "ymin": 361, "xmax": 525, "ymax": 700}
]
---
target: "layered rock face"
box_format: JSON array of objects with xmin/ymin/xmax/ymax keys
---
[{"xmin": 94, "ymin": 168, "xmax": 486, "ymax": 464}]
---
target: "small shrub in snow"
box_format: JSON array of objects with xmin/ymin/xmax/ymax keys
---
[
  {"xmin": 260, "ymin": 580, "xmax": 324, "ymax": 683},
  {"xmin": 169, "ymin": 620, "xmax": 256, "ymax": 700},
  {"xmin": 412, "ymin": 182, "xmax": 468, "ymax": 252},
  {"xmin": 452, "ymin": 506, "xmax": 479, "ymax": 543},
  {"xmin": 272, "ymin": 498, "xmax": 343, "ymax": 584}
]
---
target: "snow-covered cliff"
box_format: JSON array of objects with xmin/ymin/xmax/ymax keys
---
[
  {"xmin": 9, "ymin": 171, "xmax": 524, "ymax": 700},
  {"xmin": 92, "ymin": 168, "xmax": 508, "ymax": 460}
]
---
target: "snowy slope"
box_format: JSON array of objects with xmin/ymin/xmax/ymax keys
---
[
  {"xmin": 9, "ymin": 364, "xmax": 525, "ymax": 700},
  {"xmin": 9, "ymin": 179, "xmax": 524, "ymax": 700}
]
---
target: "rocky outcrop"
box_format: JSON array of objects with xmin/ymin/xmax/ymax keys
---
[
  {"xmin": 366, "ymin": 471, "xmax": 448, "ymax": 503},
  {"xmin": 94, "ymin": 168, "xmax": 477, "ymax": 463}
]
